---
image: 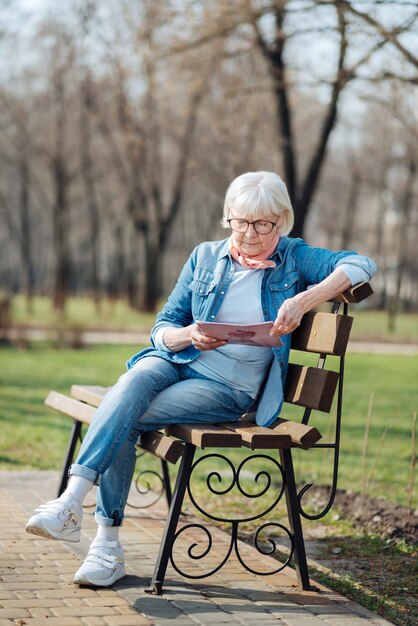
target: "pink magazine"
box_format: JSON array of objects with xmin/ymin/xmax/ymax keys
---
[{"xmin": 195, "ymin": 321, "xmax": 283, "ymax": 348}]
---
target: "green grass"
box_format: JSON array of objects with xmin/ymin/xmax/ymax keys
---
[
  {"xmin": 0, "ymin": 343, "xmax": 136, "ymax": 470},
  {"xmin": 11, "ymin": 295, "xmax": 156, "ymax": 330},
  {"xmin": 349, "ymin": 309, "xmax": 418, "ymax": 341},
  {"xmin": 308, "ymin": 531, "xmax": 417, "ymax": 626},
  {"xmin": 0, "ymin": 343, "xmax": 416, "ymax": 507}
]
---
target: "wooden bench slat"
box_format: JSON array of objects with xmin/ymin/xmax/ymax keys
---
[
  {"xmin": 284, "ymin": 365, "xmax": 339, "ymax": 412},
  {"xmin": 220, "ymin": 423, "xmax": 292, "ymax": 449},
  {"xmin": 45, "ymin": 391, "xmax": 95, "ymax": 424},
  {"xmin": 224, "ymin": 419, "xmax": 321, "ymax": 449},
  {"xmin": 166, "ymin": 424, "xmax": 242, "ymax": 448},
  {"xmin": 269, "ymin": 418, "xmax": 322, "ymax": 449},
  {"xmin": 71, "ymin": 385, "xmax": 109, "ymax": 407},
  {"xmin": 291, "ymin": 312, "xmax": 353, "ymax": 356},
  {"xmin": 136, "ymin": 431, "xmax": 185, "ymax": 464}
]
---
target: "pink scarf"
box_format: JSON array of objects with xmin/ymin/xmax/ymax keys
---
[{"xmin": 229, "ymin": 233, "xmax": 280, "ymax": 269}]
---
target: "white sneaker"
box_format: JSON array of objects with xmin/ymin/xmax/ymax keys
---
[
  {"xmin": 25, "ymin": 495, "xmax": 82, "ymax": 543},
  {"xmin": 73, "ymin": 538, "xmax": 126, "ymax": 587}
]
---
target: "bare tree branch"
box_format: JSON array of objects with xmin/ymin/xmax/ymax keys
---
[{"xmin": 340, "ymin": 0, "xmax": 418, "ymax": 69}]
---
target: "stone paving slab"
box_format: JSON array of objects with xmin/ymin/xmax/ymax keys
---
[{"xmin": 0, "ymin": 471, "xmax": 394, "ymax": 626}]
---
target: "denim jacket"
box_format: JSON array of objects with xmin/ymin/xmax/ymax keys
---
[{"xmin": 127, "ymin": 236, "xmax": 375, "ymax": 427}]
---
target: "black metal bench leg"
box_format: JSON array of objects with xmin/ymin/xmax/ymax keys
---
[
  {"xmin": 160, "ymin": 459, "xmax": 172, "ymax": 507},
  {"xmin": 147, "ymin": 443, "xmax": 196, "ymax": 595},
  {"xmin": 57, "ymin": 420, "xmax": 83, "ymax": 497},
  {"xmin": 279, "ymin": 448, "xmax": 311, "ymax": 591}
]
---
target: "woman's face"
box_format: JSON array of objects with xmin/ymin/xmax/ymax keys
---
[{"xmin": 229, "ymin": 210, "xmax": 283, "ymax": 256}]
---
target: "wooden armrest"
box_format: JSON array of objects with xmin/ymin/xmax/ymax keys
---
[
  {"xmin": 45, "ymin": 391, "xmax": 95, "ymax": 424},
  {"xmin": 71, "ymin": 385, "xmax": 109, "ymax": 406},
  {"xmin": 332, "ymin": 282, "xmax": 373, "ymax": 304},
  {"xmin": 270, "ymin": 418, "xmax": 322, "ymax": 449}
]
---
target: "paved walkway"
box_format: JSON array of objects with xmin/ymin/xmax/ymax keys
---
[{"xmin": 0, "ymin": 471, "xmax": 394, "ymax": 626}]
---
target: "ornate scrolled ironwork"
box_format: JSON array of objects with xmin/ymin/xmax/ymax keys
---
[
  {"xmin": 297, "ymin": 458, "xmax": 338, "ymax": 520},
  {"xmin": 169, "ymin": 452, "xmax": 293, "ymax": 579},
  {"xmin": 187, "ymin": 453, "xmax": 285, "ymax": 523},
  {"xmin": 170, "ymin": 523, "xmax": 234, "ymax": 579},
  {"xmin": 170, "ymin": 519, "xmax": 293, "ymax": 579},
  {"xmin": 298, "ymin": 347, "xmax": 344, "ymax": 519},
  {"xmin": 234, "ymin": 522, "xmax": 294, "ymax": 575},
  {"xmin": 127, "ymin": 451, "xmax": 166, "ymax": 509},
  {"xmin": 126, "ymin": 469, "xmax": 165, "ymax": 509}
]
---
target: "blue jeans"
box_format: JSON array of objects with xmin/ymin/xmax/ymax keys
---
[{"xmin": 70, "ymin": 357, "xmax": 253, "ymax": 526}]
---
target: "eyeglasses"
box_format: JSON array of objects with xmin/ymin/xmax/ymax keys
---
[{"xmin": 227, "ymin": 218, "xmax": 279, "ymax": 235}]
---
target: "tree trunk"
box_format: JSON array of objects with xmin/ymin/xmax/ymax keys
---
[
  {"xmin": 388, "ymin": 153, "xmax": 416, "ymax": 331},
  {"xmin": 269, "ymin": 9, "xmax": 297, "ymax": 205},
  {"xmin": 293, "ymin": 71, "xmax": 347, "ymax": 238},
  {"xmin": 375, "ymin": 165, "xmax": 390, "ymax": 310},
  {"xmin": 18, "ymin": 157, "xmax": 35, "ymax": 312},
  {"xmin": 80, "ymin": 73, "xmax": 101, "ymax": 311},
  {"xmin": 52, "ymin": 157, "xmax": 71, "ymax": 313},
  {"xmin": 51, "ymin": 53, "xmax": 72, "ymax": 314},
  {"xmin": 341, "ymin": 169, "xmax": 361, "ymax": 249},
  {"xmin": 108, "ymin": 224, "xmax": 127, "ymax": 299},
  {"xmin": 142, "ymin": 229, "xmax": 161, "ymax": 313}
]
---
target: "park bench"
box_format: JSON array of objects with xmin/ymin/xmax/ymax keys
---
[{"xmin": 44, "ymin": 281, "xmax": 373, "ymax": 594}]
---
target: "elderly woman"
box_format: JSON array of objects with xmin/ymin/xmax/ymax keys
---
[{"xmin": 26, "ymin": 171, "xmax": 376, "ymax": 587}]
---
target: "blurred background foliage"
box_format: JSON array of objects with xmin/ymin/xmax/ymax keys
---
[{"xmin": 0, "ymin": 0, "xmax": 417, "ymax": 323}]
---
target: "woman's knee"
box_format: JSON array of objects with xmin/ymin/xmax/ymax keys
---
[
  {"xmin": 122, "ymin": 358, "xmax": 179, "ymax": 391},
  {"xmin": 113, "ymin": 363, "xmax": 152, "ymax": 395},
  {"xmin": 104, "ymin": 359, "xmax": 179, "ymax": 414}
]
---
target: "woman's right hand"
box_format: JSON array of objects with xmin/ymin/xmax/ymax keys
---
[
  {"xmin": 189, "ymin": 324, "xmax": 227, "ymax": 351},
  {"xmin": 159, "ymin": 324, "xmax": 227, "ymax": 353}
]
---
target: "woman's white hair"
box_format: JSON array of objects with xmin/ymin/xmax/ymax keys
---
[{"xmin": 222, "ymin": 171, "xmax": 294, "ymax": 236}]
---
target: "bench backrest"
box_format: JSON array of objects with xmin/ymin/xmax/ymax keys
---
[
  {"xmin": 282, "ymin": 282, "xmax": 372, "ymax": 419},
  {"xmin": 284, "ymin": 311, "xmax": 351, "ymax": 413}
]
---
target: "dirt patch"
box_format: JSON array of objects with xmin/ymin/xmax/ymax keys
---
[
  {"xmin": 296, "ymin": 487, "xmax": 417, "ymax": 626},
  {"xmin": 312, "ymin": 486, "xmax": 417, "ymax": 545}
]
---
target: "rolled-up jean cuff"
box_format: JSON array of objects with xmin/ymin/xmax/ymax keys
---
[
  {"xmin": 69, "ymin": 463, "xmax": 101, "ymax": 486},
  {"xmin": 94, "ymin": 512, "xmax": 123, "ymax": 527}
]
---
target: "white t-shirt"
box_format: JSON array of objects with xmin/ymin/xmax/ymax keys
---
[{"xmin": 187, "ymin": 263, "xmax": 274, "ymax": 398}]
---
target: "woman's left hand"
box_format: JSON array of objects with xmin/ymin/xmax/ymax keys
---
[{"xmin": 270, "ymin": 296, "xmax": 306, "ymax": 336}]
